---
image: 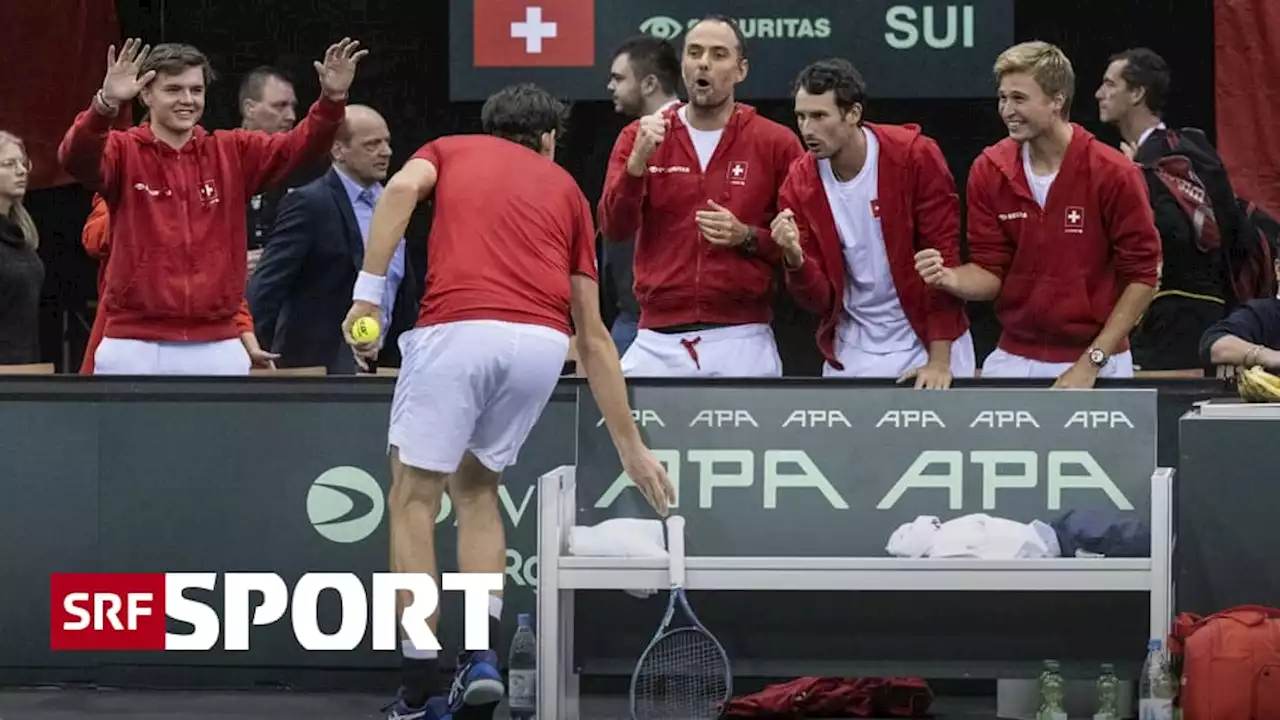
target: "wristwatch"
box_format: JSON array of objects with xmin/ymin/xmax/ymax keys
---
[
  {"xmin": 739, "ymin": 226, "xmax": 758, "ymax": 254},
  {"xmin": 1087, "ymin": 347, "xmax": 1109, "ymax": 368}
]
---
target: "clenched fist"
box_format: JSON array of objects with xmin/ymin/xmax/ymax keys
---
[
  {"xmin": 771, "ymin": 209, "xmax": 804, "ymax": 268},
  {"xmin": 914, "ymin": 248, "xmax": 955, "ymax": 290},
  {"xmin": 626, "ymin": 112, "xmax": 667, "ymax": 176},
  {"xmin": 771, "ymin": 210, "xmax": 799, "ymax": 249}
]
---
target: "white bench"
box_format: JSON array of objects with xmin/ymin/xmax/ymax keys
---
[{"xmin": 536, "ymin": 465, "xmax": 1174, "ymax": 719}]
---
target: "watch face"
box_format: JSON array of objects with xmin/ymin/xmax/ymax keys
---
[{"xmin": 1090, "ymin": 348, "xmax": 1106, "ymax": 364}]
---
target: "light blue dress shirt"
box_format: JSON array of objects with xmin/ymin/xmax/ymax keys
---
[{"xmin": 334, "ymin": 167, "xmax": 405, "ymax": 333}]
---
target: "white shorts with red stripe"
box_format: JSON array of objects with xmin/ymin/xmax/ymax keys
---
[
  {"xmin": 823, "ymin": 330, "xmax": 978, "ymax": 379},
  {"xmin": 388, "ymin": 320, "xmax": 569, "ymax": 474},
  {"xmin": 980, "ymin": 347, "xmax": 1135, "ymax": 379},
  {"xmin": 620, "ymin": 323, "xmax": 783, "ymax": 378},
  {"xmin": 93, "ymin": 337, "xmax": 251, "ymax": 376}
]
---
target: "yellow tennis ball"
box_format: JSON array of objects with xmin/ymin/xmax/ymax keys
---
[{"xmin": 351, "ymin": 316, "xmax": 381, "ymax": 344}]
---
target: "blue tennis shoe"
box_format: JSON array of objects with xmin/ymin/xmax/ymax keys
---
[{"xmin": 446, "ymin": 650, "xmax": 505, "ymax": 711}]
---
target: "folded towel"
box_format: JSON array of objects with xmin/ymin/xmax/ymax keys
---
[{"xmin": 568, "ymin": 518, "xmax": 668, "ymax": 598}]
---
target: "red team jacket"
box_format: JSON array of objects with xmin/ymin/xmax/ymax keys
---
[
  {"xmin": 966, "ymin": 124, "xmax": 1161, "ymax": 363},
  {"xmin": 58, "ymin": 96, "xmax": 345, "ymax": 343},
  {"xmin": 779, "ymin": 123, "xmax": 969, "ymax": 370},
  {"xmin": 598, "ymin": 103, "xmax": 804, "ymax": 329}
]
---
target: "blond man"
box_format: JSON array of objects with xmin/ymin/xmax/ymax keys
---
[{"xmin": 915, "ymin": 41, "xmax": 1161, "ymax": 388}]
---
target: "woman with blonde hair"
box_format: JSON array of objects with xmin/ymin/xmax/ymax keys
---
[{"xmin": 0, "ymin": 131, "xmax": 46, "ymax": 364}]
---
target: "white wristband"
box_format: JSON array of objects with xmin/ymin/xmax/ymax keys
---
[{"xmin": 353, "ymin": 271, "xmax": 387, "ymax": 305}]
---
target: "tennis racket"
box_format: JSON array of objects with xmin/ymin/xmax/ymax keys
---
[{"xmin": 629, "ymin": 515, "xmax": 732, "ymax": 720}]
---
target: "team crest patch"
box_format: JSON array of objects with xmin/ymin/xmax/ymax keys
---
[{"xmin": 1065, "ymin": 206, "xmax": 1084, "ymax": 234}]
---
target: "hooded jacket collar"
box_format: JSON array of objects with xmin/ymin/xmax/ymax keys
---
[
  {"xmin": 664, "ymin": 101, "xmax": 759, "ymax": 133},
  {"xmin": 124, "ymin": 122, "xmax": 210, "ymax": 155},
  {"xmin": 984, "ymin": 123, "xmax": 1095, "ymax": 202}
]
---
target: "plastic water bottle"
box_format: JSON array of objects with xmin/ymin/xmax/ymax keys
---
[
  {"xmin": 508, "ymin": 613, "xmax": 537, "ymax": 719},
  {"xmin": 1095, "ymin": 663, "xmax": 1121, "ymax": 720},
  {"xmin": 1038, "ymin": 659, "xmax": 1067, "ymax": 720},
  {"xmin": 1139, "ymin": 638, "xmax": 1177, "ymax": 720}
]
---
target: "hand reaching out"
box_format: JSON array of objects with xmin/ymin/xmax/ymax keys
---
[{"xmin": 620, "ymin": 444, "xmax": 676, "ymax": 517}]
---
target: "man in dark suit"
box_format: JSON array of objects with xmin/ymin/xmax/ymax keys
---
[
  {"xmin": 1097, "ymin": 47, "xmax": 1232, "ymax": 371},
  {"xmin": 248, "ymin": 105, "xmax": 415, "ymax": 373}
]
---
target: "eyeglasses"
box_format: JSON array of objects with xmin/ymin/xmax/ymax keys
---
[{"xmin": 0, "ymin": 157, "xmax": 32, "ymax": 173}]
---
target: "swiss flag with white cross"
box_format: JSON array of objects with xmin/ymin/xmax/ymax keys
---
[{"xmin": 473, "ymin": 0, "xmax": 596, "ymax": 68}]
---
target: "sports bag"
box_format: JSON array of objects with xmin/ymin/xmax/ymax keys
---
[{"xmin": 1170, "ymin": 605, "xmax": 1280, "ymax": 718}]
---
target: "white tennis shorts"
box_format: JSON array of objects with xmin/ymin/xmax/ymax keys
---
[
  {"xmin": 980, "ymin": 347, "xmax": 1135, "ymax": 379},
  {"xmin": 93, "ymin": 337, "xmax": 251, "ymax": 376},
  {"xmin": 620, "ymin": 323, "xmax": 782, "ymax": 378},
  {"xmin": 823, "ymin": 330, "xmax": 978, "ymax": 379},
  {"xmin": 388, "ymin": 320, "xmax": 569, "ymax": 474}
]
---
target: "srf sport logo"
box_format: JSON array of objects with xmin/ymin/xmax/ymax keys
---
[{"xmin": 50, "ymin": 572, "xmax": 502, "ymax": 652}]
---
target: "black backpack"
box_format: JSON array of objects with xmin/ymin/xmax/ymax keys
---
[{"xmin": 1140, "ymin": 128, "xmax": 1276, "ymax": 305}]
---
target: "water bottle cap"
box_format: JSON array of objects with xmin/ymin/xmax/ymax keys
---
[
  {"xmin": 1044, "ymin": 659, "xmax": 1059, "ymax": 669},
  {"xmin": 1100, "ymin": 663, "xmax": 1115, "ymax": 672},
  {"xmin": 1148, "ymin": 638, "xmax": 1162, "ymax": 651},
  {"xmin": 518, "ymin": 613, "xmax": 532, "ymax": 627}
]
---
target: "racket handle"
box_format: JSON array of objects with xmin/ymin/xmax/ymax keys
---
[{"xmin": 666, "ymin": 515, "xmax": 686, "ymax": 587}]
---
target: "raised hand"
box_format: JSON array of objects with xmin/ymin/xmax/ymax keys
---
[
  {"xmin": 771, "ymin": 209, "xmax": 804, "ymax": 268},
  {"xmin": 771, "ymin": 209, "xmax": 800, "ymax": 252},
  {"xmin": 626, "ymin": 111, "xmax": 667, "ymax": 175},
  {"xmin": 101, "ymin": 39, "xmax": 156, "ymax": 106},
  {"xmin": 314, "ymin": 38, "xmax": 369, "ymax": 100}
]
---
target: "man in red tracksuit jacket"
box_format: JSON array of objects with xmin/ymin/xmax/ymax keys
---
[
  {"xmin": 59, "ymin": 37, "xmax": 365, "ymax": 375},
  {"xmin": 598, "ymin": 15, "xmax": 805, "ymax": 377},
  {"xmin": 772, "ymin": 59, "xmax": 974, "ymax": 388},
  {"xmin": 916, "ymin": 41, "xmax": 1161, "ymax": 388}
]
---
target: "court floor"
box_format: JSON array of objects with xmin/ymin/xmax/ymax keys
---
[{"xmin": 0, "ymin": 689, "xmax": 997, "ymax": 719}]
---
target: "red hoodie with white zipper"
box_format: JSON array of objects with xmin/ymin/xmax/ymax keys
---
[{"xmin": 58, "ymin": 96, "xmax": 345, "ymax": 342}]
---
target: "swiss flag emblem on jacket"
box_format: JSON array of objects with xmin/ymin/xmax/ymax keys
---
[{"xmin": 473, "ymin": 0, "xmax": 595, "ymax": 67}]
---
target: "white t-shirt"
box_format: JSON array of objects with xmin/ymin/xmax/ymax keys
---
[
  {"xmin": 1021, "ymin": 142, "xmax": 1059, "ymax": 208},
  {"xmin": 679, "ymin": 105, "xmax": 723, "ymax": 171},
  {"xmin": 818, "ymin": 127, "xmax": 916, "ymax": 353}
]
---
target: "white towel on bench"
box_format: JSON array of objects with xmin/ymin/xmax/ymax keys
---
[{"xmin": 568, "ymin": 518, "xmax": 668, "ymax": 598}]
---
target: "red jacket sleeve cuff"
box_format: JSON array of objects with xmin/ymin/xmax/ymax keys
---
[
  {"xmin": 84, "ymin": 106, "xmax": 117, "ymax": 132},
  {"xmin": 613, "ymin": 170, "xmax": 645, "ymax": 197},
  {"xmin": 234, "ymin": 302, "xmax": 255, "ymax": 335},
  {"xmin": 784, "ymin": 258, "xmax": 831, "ymax": 314},
  {"xmin": 310, "ymin": 95, "xmax": 348, "ymax": 123},
  {"xmin": 925, "ymin": 297, "xmax": 969, "ymax": 343}
]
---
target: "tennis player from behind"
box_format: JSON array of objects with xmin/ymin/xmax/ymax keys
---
[{"xmin": 343, "ymin": 83, "xmax": 675, "ymax": 720}]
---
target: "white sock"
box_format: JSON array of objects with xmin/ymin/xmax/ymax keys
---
[
  {"xmin": 402, "ymin": 636, "xmax": 438, "ymax": 660},
  {"xmin": 489, "ymin": 594, "xmax": 503, "ymax": 620}
]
